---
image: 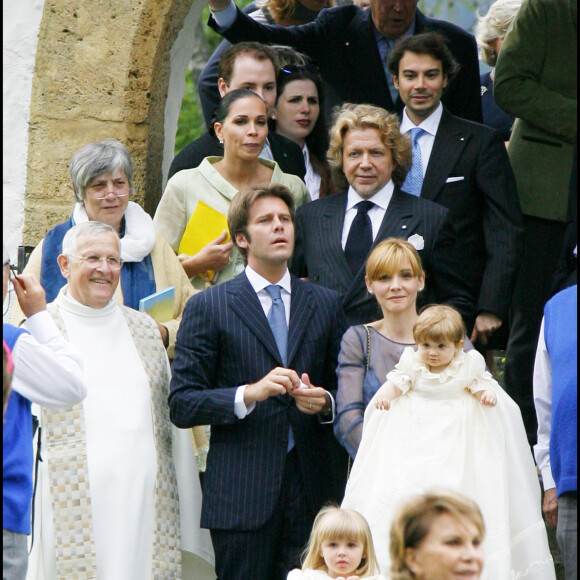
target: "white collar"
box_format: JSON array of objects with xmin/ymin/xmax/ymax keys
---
[
  {"xmin": 346, "ymin": 180, "xmax": 394, "ymax": 211},
  {"xmin": 58, "ymin": 285, "xmax": 118, "ymax": 316},
  {"xmin": 245, "ymin": 265, "xmax": 292, "ymax": 295},
  {"xmin": 73, "ymin": 201, "xmax": 156, "ymax": 262},
  {"xmin": 400, "ymin": 102, "xmax": 443, "ymax": 136}
]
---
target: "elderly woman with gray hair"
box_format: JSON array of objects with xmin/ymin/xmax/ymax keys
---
[{"xmin": 15, "ymin": 139, "xmax": 195, "ymax": 358}]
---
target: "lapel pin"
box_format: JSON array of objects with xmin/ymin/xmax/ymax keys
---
[
  {"xmin": 401, "ymin": 225, "xmax": 407, "ymax": 229},
  {"xmin": 460, "ymin": 137, "xmax": 465, "ymax": 141}
]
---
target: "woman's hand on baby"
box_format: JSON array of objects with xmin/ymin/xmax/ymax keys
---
[
  {"xmin": 375, "ymin": 381, "xmax": 401, "ymax": 410},
  {"xmin": 375, "ymin": 395, "xmax": 392, "ymax": 410},
  {"xmin": 375, "ymin": 386, "xmax": 392, "ymax": 410},
  {"xmin": 476, "ymin": 389, "xmax": 497, "ymax": 406}
]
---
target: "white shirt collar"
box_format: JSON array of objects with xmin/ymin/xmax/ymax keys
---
[
  {"xmin": 400, "ymin": 102, "xmax": 443, "ymax": 136},
  {"xmin": 245, "ymin": 265, "xmax": 292, "ymax": 295},
  {"xmin": 346, "ymin": 179, "xmax": 394, "ymax": 211},
  {"xmin": 260, "ymin": 138, "xmax": 274, "ymax": 161}
]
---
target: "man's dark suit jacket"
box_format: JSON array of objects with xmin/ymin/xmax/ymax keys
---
[
  {"xmin": 290, "ymin": 188, "xmax": 475, "ymax": 328},
  {"xmin": 209, "ymin": 5, "xmax": 482, "ymax": 123},
  {"xmin": 169, "ymin": 271, "xmax": 348, "ymax": 531},
  {"xmin": 416, "ymin": 108, "xmax": 523, "ymax": 323},
  {"xmin": 168, "ymin": 130, "xmax": 306, "ymax": 181}
]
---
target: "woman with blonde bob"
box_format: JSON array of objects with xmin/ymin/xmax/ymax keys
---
[
  {"xmin": 335, "ymin": 238, "xmax": 473, "ymax": 459},
  {"xmin": 288, "ymin": 505, "xmax": 384, "ymax": 579},
  {"xmin": 389, "ymin": 490, "xmax": 486, "ymax": 580}
]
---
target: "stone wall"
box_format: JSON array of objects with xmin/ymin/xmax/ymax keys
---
[{"xmin": 22, "ymin": 0, "xmax": 197, "ymax": 245}]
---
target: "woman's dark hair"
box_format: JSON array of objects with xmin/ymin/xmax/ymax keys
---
[
  {"xmin": 213, "ymin": 88, "xmax": 266, "ymax": 126},
  {"xmin": 274, "ymin": 64, "xmax": 329, "ymax": 161}
]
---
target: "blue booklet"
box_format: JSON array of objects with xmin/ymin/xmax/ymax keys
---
[{"xmin": 138, "ymin": 286, "xmax": 175, "ymax": 323}]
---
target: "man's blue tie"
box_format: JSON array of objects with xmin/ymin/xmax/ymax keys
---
[
  {"xmin": 402, "ymin": 127, "xmax": 425, "ymax": 196},
  {"xmin": 265, "ymin": 285, "xmax": 294, "ymax": 451},
  {"xmin": 265, "ymin": 285, "xmax": 288, "ymax": 366},
  {"xmin": 344, "ymin": 200, "xmax": 375, "ymax": 275}
]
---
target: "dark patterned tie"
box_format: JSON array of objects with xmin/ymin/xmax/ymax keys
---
[{"xmin": 344, "ymin": 200, "xmax": 375, "ymax": 275}]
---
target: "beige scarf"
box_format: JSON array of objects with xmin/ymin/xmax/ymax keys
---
[{"xmin": 43, "ymin": 302, "xmax": 181, "ymax": 578}]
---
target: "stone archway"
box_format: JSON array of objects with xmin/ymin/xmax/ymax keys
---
[{"xmin": 22, "ymin": 0, "xmax": 202, "ymax": 244}]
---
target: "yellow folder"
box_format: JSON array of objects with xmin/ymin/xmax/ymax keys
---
[{"xmin": 178, "ymin": 200, "xmax": 230, "ymax": 281}]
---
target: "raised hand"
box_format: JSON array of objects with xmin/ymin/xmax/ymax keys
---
[{"xmin": 11, "ymin": 273, "xmax": 47, "ymax": 318}]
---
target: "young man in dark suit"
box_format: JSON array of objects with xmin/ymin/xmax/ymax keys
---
[
  {"xmin": 169, "ymin": 184, "xmax": 348, "ymax": 580},
  {"xmin": 388, "ymin": 32, "xmax": 523, "ymax": 345},
  {"xmin": 290, "ymin": 102, "xmax": 474, "ymax": 328},
  {"xmin": 168, "ymin": 42, "xmax": 306, "ymax": 181},
  {"xmin": 206, "ymin": 0, "xmax": 482, "ymax": 124}
]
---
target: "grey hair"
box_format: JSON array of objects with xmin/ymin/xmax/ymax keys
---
[
  {"xmin": 61, "ymin": 221, "xmax": 121, "ymax": 257},
  {"xmin": 475, "ymin": 0, "xmax": 523, "ymax": 66},
  {"xmin": 68, "ymin": 139, "xmax": 134, "ymax": 202}
]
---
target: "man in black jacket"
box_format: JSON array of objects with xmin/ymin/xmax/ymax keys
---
[
  {"xmin": 291, "ymin": 102, "xmax": 475, "ymax": 328},
  {"xmin": 206, "ymin": 0, "xmax": 482, "ymax": 124},
  {"xmin": 388, "ymin": 33, "xmax": 523, "ymax": 344},
  {"xmin": 168, "ymin": 41, "xmax": 306, "ymax": 181}
]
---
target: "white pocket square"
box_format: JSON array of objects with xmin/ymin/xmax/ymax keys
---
[
  {"xmin": 407, "ymin": 233, "xmax": 424, "ymax": 251},
  {"xmin": 446, "ymin": 176, "xmax": 465, "ymax": 183}
]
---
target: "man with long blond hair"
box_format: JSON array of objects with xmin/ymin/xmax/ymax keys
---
[{"xmin": 290, "ymin": 102, "xmax": 473, "ymax": 327}]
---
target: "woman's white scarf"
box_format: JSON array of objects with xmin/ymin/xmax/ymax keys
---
[{"xmin": 73, "ymin": 201, "xmax": 156, "ymax": 262}]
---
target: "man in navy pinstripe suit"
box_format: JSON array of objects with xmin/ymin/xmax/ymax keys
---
[{"xmin": 169, "ymin": 184, "xmax": 348, "ymax": 579}]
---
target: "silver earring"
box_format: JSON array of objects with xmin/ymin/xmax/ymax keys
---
[
  {"xmin": 368, "ymin": 289, "xmax": 374, "ymax": 294},
  {"xmin": 219, "ymin": 138, "xmax": 224, "ymax": 144}
]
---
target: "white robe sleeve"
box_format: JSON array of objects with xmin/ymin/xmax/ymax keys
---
[
  {"xmin": 13, "ymin": 311, "xmax": 86, "ymax": 408},
  {"xmin": 463, "ymin": 349, "xmax": 501, "ymax": 395},
  {"xmin": 385, "ymin": 346, "xmax": 415, "ymax": 393}
]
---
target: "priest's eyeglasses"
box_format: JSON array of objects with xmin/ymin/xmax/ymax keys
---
[{"xmin": 69, "ymin": 255, "xmax": 124, "ymax": 270}]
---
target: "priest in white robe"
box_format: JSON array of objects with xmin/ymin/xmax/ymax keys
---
[{"xmin": 25, "ymin": 221, "xmax": 214, "ymax": 579}]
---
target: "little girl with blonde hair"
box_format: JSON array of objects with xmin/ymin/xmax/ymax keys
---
[
  {"xmin": 342, "ymin": 305, "xmax": 555, "ymax": 580},
  {"xmin": 288, "ymin": 505, "xmax": 385, "ymax": 580}
]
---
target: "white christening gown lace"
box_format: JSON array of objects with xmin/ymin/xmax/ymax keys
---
[{"xmin": 342, "ymin": 347, "xmax": 555, "ymax": 579}]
